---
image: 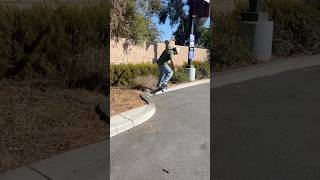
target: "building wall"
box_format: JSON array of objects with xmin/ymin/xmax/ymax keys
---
[{"xmin": 110, "ymin": 38, "xmax": 209, "ymax": 65}]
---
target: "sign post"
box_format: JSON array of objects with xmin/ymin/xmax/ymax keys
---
[
  {"xmin": 186, "ymin": 0, "xmax": 210, "ymax": 81},
  {"xmin": 239, "ymin": 0, "xmax": 273, "ymax": 61},
  {"xmin": 187, "ymin": 19, "xmax": 196, "ymax": 67}
]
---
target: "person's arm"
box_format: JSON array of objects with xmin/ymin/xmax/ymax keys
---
[
  {"xmin": 171, "ymin": 60, "xmax": 177, "ymax": 72},
  {"xmin": 169, "ymin": 53, "xmax": 177, "ymax": 72}
]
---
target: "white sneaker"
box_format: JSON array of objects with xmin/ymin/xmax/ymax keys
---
[{"xmin": 161, "ymin": 88, "xmax": 168, "ymax": 93}]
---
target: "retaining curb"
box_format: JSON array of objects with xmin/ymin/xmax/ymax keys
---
[
  {"xmin": 110, "ymin": 79, "xmax": 210, "ymax": 137},
  {"xmin": 110, "ymin": 92, "xmax": 156, "ymax": 137}
]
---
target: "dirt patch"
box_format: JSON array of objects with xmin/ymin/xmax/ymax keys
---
[
  {"xmin": 110, "ymin": 88, "xmax": 146, "ymax": 116},
  {"xmin": 0, "ymin": 80, "xmax": 107, "ymax": 173}
]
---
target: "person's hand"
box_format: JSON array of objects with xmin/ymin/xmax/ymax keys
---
[{"xmin": 173, "ymin": 66, "xmax": 177, "ymax": 72}]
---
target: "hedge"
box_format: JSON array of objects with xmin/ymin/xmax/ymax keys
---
[
  {"xmin": 110, "ymin": 63, "xmax": 158, "ymax": 87},
  {"xmin": 110, "ymin": 61, "xmax": 210, "ymax": 87},
  {"xmin": 265, "ymin": 0, "xmax": 320, "ymax": 56},
  {"xmin": 211, "ymin": 0, "xmax": 320, "ymax": 70},
  {"xmin": 0, "ymin": 4, "xmax": 109, "ymax": 90},
  {"xmin": 211, "ymin": 3, "xmax": 255, "ymax": 70}
]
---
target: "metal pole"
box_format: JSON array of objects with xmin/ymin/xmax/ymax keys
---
[
  {"xmin": 191, "ymin": 15, "xmax": 195, "ymax": 35},
  {"xmin": 187, "ymin": 15, "xmax": 195, "ymax": 68}
]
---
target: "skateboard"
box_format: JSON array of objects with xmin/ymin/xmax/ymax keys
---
[{"xmin": 150, "ymin": 86, "xmax": 167, "ymax": 95}]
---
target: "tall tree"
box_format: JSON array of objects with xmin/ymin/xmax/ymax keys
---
[
  {"xmin": 158, "ymin": 0, "xmax": 209, "ymax": 47},
  {"xmin": 110, "ymin": 0, "xmax": 162, "ymax": 43}
]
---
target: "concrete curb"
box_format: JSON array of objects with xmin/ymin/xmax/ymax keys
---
[
  {"xmin": 110, "ymin": 91, "xmax": 156, "ymax": 137},
  {"xmin": 213, "ymin": 55, "xmax": 320, "ymax": 88},
  {"xmin": 152, "ymin": 79, "xmax": 210, "ymax": 96},
  {"xmin": 110, "ymin": 78, "xmax": 210, "ymax": 137}
]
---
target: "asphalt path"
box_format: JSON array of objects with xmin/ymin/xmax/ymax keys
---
[
  {"xmin": 213, "ymin": 65, "xmax": 320, "ymax": 179},
  {"xmin": 110, "ymin": 83, "xmax": 210, "ymax": 179}
]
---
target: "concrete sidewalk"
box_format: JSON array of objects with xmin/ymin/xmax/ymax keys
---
[
  {"xmin": 0, "ymin": 140, "xmax": 109, "ymax": 180},
  {"xmin": 213, "ymin": 55, "xmax": 320, "ymax": 88}
]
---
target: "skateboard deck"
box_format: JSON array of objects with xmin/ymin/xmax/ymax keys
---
[
  {"xmin": 150, "ymin": 87, "xmax": 167, "ymax": 94},
  {"xmin": 150, "ymin": 87, "xmax": 163, "ymax": 94}
]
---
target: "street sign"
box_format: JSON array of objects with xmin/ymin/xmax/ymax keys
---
[
  {"xmin": 189, "ymin": 34, "xmax": 195, "ymax": 47},
  {"xmin": 189, "ymin": 48, "xmax": 195, "ymax": 60}
]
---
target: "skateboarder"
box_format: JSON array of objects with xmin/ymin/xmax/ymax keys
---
[{"xmin": 157, "ymin": 40, "xmax": 179, "ymax": 91}]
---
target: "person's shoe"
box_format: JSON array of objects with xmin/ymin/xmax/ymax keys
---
[
  {"xmin": 161, "ymin": 87, "xmax": 168, "ymax": 92},
  {"xmin": 159, "ymin": 84, "xmax": 168, "ymax": 92},
  {"xmin": 161, "ymin": 83, "xmax": 168, "ymax": 88}
]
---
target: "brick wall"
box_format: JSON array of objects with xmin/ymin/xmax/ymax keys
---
[{"xmin": 110, "ymin": 38, "xmax": 209, "ymax": 65}]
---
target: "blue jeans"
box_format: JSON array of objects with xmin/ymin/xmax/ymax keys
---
[{"xmin": 157, "ymin": 64, "xmax": 173, "ymax": 87}]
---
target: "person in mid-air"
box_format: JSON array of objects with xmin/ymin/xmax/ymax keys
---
[{"xmin": 157, "ymin": 39, "xmax": 179, "ymax": 91}]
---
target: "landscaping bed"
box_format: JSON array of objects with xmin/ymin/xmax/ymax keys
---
[
  {"xmin": 110, "ymin": 88, "xmax": 146, "ymax": 116},
  {"xmin": 0, "ymin": 80, "xmax": 107, "ymax": 173}
]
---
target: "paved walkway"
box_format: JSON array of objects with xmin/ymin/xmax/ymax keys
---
[
  {"xmin": 110, "ymin": 83, "xmax": 210, "ymax": 179},
  {"xmin": 213, "ymin": 65, "xmax": 320, "ymax": 179},
  {"xmin": 213, "ymin": 55, "xmax": 320, "ymax": 88}
]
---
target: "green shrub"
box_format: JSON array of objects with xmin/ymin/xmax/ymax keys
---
[
  {"xmin": 211, "ymin": 1, "xmax": 254, "ymax": 70},
  {"xmin": 211, "ymin": 0, "xmax": 320, "ymax": 69},
  {"xmin": 171, "ymin": 66, "xmax": 189, "ymax": 83},
  {"xmin": 110, "ymin": 63, "xmax": 158, "ymax": 87},
  {"xmin": 111, "ymin": 61, "xmax": 210, "ymax": 87},
  {"xmin": 193, "ymin": 61, "xmax": 210, "ymax": 79},
  {"xmin": 211, "ymin": 32, "xmax": 254, "ymax": 70},
  {"xmin": 265, "ymin": 0, "xmax": 320, "ymax": 56},
  {"xmin": 0, "ymin": 4, "xmax": 109, "ymax": 90}
]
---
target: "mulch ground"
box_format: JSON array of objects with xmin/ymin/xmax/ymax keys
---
[
  {"xmin": 0, "ymin": 78, "xmax": 182, "ymax": 172},
  {"xmin": 110, "ymin": 88, "xmax": 146, "ymax": 116},
  {"xmin": 0, "ymin": 80, "xmax": 107, "ymax": 173}
]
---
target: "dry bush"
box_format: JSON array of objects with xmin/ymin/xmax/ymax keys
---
[{"xmin": 132, "ymin": 75, "xmax": 158, "ymax": 90}]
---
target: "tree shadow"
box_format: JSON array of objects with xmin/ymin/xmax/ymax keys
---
[
  {"xmin": 146, "ymin": 42, "xmax": 158, "ymax": 64},
  {"xmin": 96, "ymin": 98, "xmax": 109, "ymax": 124}
]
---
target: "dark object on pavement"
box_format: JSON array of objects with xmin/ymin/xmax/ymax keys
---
[{"xmin": 162, "ymin": 169, "xmax": 170, "ymax": 173}]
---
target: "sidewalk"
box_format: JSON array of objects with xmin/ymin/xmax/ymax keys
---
[
  {"xmin": 213, "ymin": 55, "xmax": 320, "ymax": 88},
  {"xmin": 0, "ymin": 141, "xmax": 108, "ymax": 180}
]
